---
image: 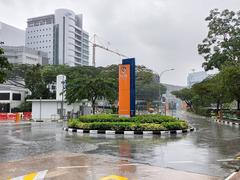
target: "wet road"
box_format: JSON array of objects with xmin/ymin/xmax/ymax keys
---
[{"xmin": 0, "ymin": 111, "xmax": 239, "ymax": 179}]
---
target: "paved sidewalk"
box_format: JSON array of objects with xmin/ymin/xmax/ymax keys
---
[{"xmin": 1, "ymin": 152, "xmax": 220, "ymax": 180}]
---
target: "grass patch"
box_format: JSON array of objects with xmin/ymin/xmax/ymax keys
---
[{"xmin": 68, "ymin": 114, "xmax": 189, "ymax": 131}]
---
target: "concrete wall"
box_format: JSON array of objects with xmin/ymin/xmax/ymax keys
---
[{"xmin": 32, "ymin": 101, "xmax": 80, "ymax": 120}]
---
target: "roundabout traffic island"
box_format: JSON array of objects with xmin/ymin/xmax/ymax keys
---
[{"xmin": 64, "ymin": 114, "xmax": 195, "ymax": 135}]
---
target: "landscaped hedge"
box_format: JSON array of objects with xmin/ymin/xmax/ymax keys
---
[
  {"xmin": 78, "ymin": 114, "xmax": 180, "ymax": 124},
  {"xmin": 68, "ymin": 114, "xmax": 189, "ymax": 131}
]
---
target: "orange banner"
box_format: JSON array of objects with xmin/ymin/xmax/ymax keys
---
[{"xmin": 119, "ymin": 64, "xmax": 130, "ymax": 116}]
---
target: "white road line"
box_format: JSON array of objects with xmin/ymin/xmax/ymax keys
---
[
  {"xmin": 167, "ymin": 161, "xmax": 195, "ymax": 164},
  {"xmin": 57, "ymin": 166, "xmax": 89, "ymax": 169},
  {"xmin": 217, "ymin": 159, "xmax": 235, "ymax": 162},
  {"xmin": 34, "ymin": 170, "xmax": 48, "ymax": 179},
  {"xmin": 225, "ymin": 172, "xmax": 237, "ymax": 180}
]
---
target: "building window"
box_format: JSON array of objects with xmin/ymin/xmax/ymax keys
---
[
  {"xmin": 0, "ymin": 93, "xmax": 10, "ymax": 100},
  {"xmin": 12, "ymin": 93, "xmax": 21, "ymax": 101}
]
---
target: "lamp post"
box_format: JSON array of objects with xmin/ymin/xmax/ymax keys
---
[
  {"xmin": 40, "ymin": 97, "xmax": 42, "ymax": 121},
  {"xmin": 61, "ymin": 79, "xmax": 66, "ymax": 120},
  {"xmin": 159, "ymin": 68, "xmax": 175, "ymax": 115}
]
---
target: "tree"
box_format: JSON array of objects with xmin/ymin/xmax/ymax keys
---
[
  {"xmin": 172, "ymin": 88, "xmax": 194, "ymax": 109},
  {"xmin": 193, "ymin": 75, "xmax": 231, "ymax": 113},
  {"xmin": 65, "ymin": 66, "xmax": 116, "ymax": 114},
  {"xmin": 0, "ymin": 48, "xmax": 12, "ymax": 83},
  {"xmin": 99, "ymin": 64, "xmax": 118, "ymax": 113},
  {"xmin": 136, "ymin": 66, "xmax": 166, "ymax": 109},
  {"xmin": 41, "ymin": 65, "xmax": 71, "ymax": 85},
  {"xmin": 25, "ymin": 64, "xmax": 50, "ymax": 99},
  {"xmin": 7, "ymin": 64, "xmax": 29, "ymax": 79},
  {"xmin": 220, "ymin": 64, "xmax": 240, "ymax": 109},
  {"xmin": 198, "ymin": 9, "xmax": 240, "ymax": 71}
]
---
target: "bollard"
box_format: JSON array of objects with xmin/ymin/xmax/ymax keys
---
[{"xmin": 15, "ymin": 113, "xmax": 20, "ymax": 123}]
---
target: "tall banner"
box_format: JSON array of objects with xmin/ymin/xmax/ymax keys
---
[
  {"xmin": 119, "ymin": 64, "xmax": 130, "ymax": 116},
  {"xmin": 118, "ymin": 58, "xmax": 136, "ymax": 117}
]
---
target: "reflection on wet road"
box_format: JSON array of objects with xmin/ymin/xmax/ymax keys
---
[{"xmin": 0, "ymin": 111, "xmax": 239, "ymax": 179}]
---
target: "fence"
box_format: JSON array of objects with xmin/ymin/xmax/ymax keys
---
[{"xmin": 0, "ymin": 112, "xmax": 32, "ymax": 121}]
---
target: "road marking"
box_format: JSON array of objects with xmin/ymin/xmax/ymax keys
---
[
  {"xmin": 57, "ymin": 166, "xmax": 89, "ymax": 169},
  {"xmin": 225, "ymin": 172, "xmax": 237, "ymax": 180},
  {"xmin": 23, "ymin": 172, "xmax": 37, "ymax": 180},
  {"xmin": 217, "ymin": 159, "xmax": 235, "ymax": 162},
  {"xmin": 9, "ymin": 170, "xmax": 48, "ymax": 180},
  {"xmin": 33, "ymin": 170, "xmax": 48, "ymax": 179},
  {"xmin": 167, "ymin": 161, "xmax": 195, "ymax": 164},
  {"xmin": 99, "ymin": 175, "xmax": 128, "ymax": 180}
]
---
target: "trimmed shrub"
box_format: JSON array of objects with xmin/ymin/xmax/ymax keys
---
[
  {"xmin": 68, "ymin": 122, "xmax": 167, "ymax": 131},
  {"xmin": 161, "ymin": 121, "xmax": 188, "ymax": 130},
  {"xmin": 78, "ymin": 114, "xmax": 178, "ymax": 124},
  {"xmin": 67, "ymin": 114, "xmax": 189, "ymax": 131}
]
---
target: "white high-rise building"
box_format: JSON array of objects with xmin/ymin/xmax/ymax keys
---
[
  {"xmin": 0, "ymin": 21, "xmax": 25, "ymax": 46},
  {"xmin": 187, "ymin": 71, "xmax": 208, "ymax": 87},
  {"xmin": 25, "ymin": 9, "xmax": 89, "ymax": 66}
]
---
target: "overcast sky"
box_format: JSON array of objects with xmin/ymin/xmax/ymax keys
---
[{"xmin": 0, "ymin": 0, "xmax": 239, "ymax": 86}]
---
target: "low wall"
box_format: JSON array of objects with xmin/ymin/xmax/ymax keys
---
[{"xmin": 0, "ymin": 112, "xmax": 32, "ymax": 121}]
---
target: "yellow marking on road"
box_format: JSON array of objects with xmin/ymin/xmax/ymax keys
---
[
  {"xmin": 100, "ymin": 175, "xmax": 128, "ymax": 180},
  {"xmin": 23, "ymin": 172, "xmax": 37, "ymax": 180},
  {"xmin": 9, "ymin": 170, "xmax": 48, "ymax": 180}
]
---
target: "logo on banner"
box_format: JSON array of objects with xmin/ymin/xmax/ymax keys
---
[{"xmin": 120, "ymin": 65, "xmax": 127, "ymax": 80}]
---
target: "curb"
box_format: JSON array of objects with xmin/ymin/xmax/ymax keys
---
[
  {"xmin": 215, "ymin": 119, "xmax": 240, "ymax": 128},
  {"xmin": 63, "ymin": 127, "xmax": 196, "ymax": 135}
]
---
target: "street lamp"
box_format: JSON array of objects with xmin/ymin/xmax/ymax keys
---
[
  {"xmin": 159, "ymin": 68, "xmax": 175, "ymax": 115},
  {"xmin": 159, "ymin": 68, "xmax": 175, "ymax": 84}
]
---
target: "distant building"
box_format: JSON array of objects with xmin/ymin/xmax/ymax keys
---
[
  {"xmin": 0, "ymin": 80, "xmax": 29, "ymax": 113},
  {"xmin": 0, "ymin": 21, "xmax": 25, "ymax": 46},
  {"xmin": 187, "ymin": 71, "xmax": 208, "ymax": 87},
  {"xmin": 2, "ymin": 46, "xmax": 48, "ymax": 65},
  {"xmin": 25, "ymin": 9, "xmax": 89, "ymax": 66},
  {"xmin": 162, "ymin": 84, "xmax": 185, "ymax": 110}
]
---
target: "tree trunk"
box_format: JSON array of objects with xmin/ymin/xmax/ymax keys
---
[
  {"xmin": 92, "ymin": 105, "xmax": 95, "ymax": 114},
  {"xmin": 237, "ymin": 100, "xmax": 240, "ymax": 110},
  {"xmin": 216, "ymin": 100, "xmax": 220, "ymax": 113},
  {"xmin": 91, "ymin": 98, "xmax": 96, "ymax": 114}
]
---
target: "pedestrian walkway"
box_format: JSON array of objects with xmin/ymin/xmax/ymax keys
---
[{"xmin": 0, "ymin": 152, "xmax": 220, "ymax": 180}]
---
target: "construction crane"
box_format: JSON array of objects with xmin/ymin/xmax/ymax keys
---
[{"xmin": 91, "ymin": 34, "xmax": 128, "ymax": 67}]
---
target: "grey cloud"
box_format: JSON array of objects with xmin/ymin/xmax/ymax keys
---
[{"xmin": 0, "ymin": 0, "xmax": 240, "ymax": 85}]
